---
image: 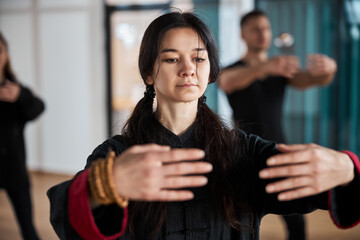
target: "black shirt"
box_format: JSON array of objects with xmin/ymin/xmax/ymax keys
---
[
  {"xmin": 47, "ymin": 123, "xmax": 360, "ymax": 240},
  {"xmin": 225, "ymin": 60, "xmax": 287, "ymax": 143}
]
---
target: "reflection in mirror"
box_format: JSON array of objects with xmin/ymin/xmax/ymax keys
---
[{"xmin": 110, "ymin": 10, "xmax": 162, "ymax": 134}]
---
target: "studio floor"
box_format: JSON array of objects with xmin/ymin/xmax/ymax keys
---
[{"xmin": 0, "ymin": 172, "xmax": 359, "ymax": 240}]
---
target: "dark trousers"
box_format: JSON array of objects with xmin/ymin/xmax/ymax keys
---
[
  {"xmin": 6, "ymin": 187, "xmax": 40, "ymax": 240},
  {"xmin": 282, "ymin": 214, "xmax": 306, "ymax": 240}
]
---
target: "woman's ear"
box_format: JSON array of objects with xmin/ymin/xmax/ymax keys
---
[{"xmin": 145, "ymin": 75, "xmax": 154, "ymax": 85}]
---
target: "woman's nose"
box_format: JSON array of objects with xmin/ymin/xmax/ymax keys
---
[{"xmin": 179, "ymin": 60, "xmax": 196, "ymax": 77}]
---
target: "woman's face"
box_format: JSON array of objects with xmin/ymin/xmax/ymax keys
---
[
  {"xmin": 0, "ymin": 40, "xmax": 8, "ymax": 74},
  {"xmin": 146, "ymin": 27, "xmax": 210, "ymax": 106}
]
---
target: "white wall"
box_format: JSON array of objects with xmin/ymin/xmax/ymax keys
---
[
  {"xmin": 219, "ymin": 0, "xmax": 254, "ymax": 66},
  {"xmin": 0, "ymin": 0, "xmax": 106, "ymax": 174}
]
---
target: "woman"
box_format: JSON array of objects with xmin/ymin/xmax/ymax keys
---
[
  {"xmin": 47, "ymin": 11, "xmax": 360, "ymax": 240},
  {"xmin": 0, "ymin": 32, "xmax": 44, "ymax": 240}
]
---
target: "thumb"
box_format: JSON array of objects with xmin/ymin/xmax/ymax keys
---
[{"xmin": 128, "ymin": 144, "xmax": 171, "ymax": 154}]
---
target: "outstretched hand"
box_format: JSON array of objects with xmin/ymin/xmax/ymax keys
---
[
  {"xmin": 306, "ymin": 54, "xmax": 337, "ymax": 77},
  {"xmin": 259, "ymin": 143, "xmax": 354, "ymax": 201},
  {"xmin": 112, "ymin": 144, "xmax": 212, "ymax": 202},
  {"xmin": 265, "ymin": 55, "xmax": 300, "ymax": 79}
]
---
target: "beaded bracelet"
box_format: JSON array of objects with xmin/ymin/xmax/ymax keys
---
[
  {"xmin": 106, "ymin": 151, "xmax": 129, "ymax": 208},
  {"xmin": 88, "ymin": 158, "xmax": 112, "ymax": 205},
  {"xmin": 88, "ymin": 151, "xmax": 129, "ymax": 208}
]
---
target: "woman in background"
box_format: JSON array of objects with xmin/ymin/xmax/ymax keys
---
[
  {"xmin": 48, "ymin": 11, "xmax": 360, "ymax": 240},
  {"xmin": 0, "ymin": 32, "xmax": 44, "ymax": 240}
]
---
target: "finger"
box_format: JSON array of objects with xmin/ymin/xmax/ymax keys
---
[
  {"xmin": 277, "ymin": 186, "xmax": 316, "ymax": 201},
  {"xmin": 283, "ymin": 72, "xmax": 295, "ymax": 79},
  {"xmin": 287, "ymin": 56, "xmax": 299, "ymax": 64},
  {"xmin": 161, "ymin": 176, "xmax": 208, "ymax": 189},
  {"xmin": 265, "ymin": 176, "xmax": 312, "ymax": 193},
  {"xmin": 283, "ymin": 68, "xmax": 299, "ymax": 79},
  {"xmin": 307, "ymin": 53, "xmax": 324, "ymax": 60},
  {"xmin": 311, "ymin": 62, "xmax": 326, "ymax": 72},
  {"xmin": 284, "ymin": 63, "xmax": 299, "ymax": 72},
  {"xmin": 276, "ymin": 143, "xmax": 311, "ymax": 152},
  {"xmin": 259, "ymin": 163, "xmax": 311, "ymax": 179},
  {"xmin": 163, "ymin": 161, "xmax": 212, "ymax": 175},
  {"xmin": 286, "ymin": 69, "xmax": 299, "ymax": 78},
  {"xmin": 266, "ymin": 147, "xmax": 315, "ymax": 166},
  {"xmin": 154, "ymin": 148, "xmax": 205, "ymax": 163},
  {"xmin": 129, "ymin": 144, "xmax": 171, "ymax": 154}
]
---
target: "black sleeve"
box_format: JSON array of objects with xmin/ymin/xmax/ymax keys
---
[
  {"xmin": 47, "ymin": 180, "xmax": 83, "ymax": 240},
  {"xmin": 15, "ymin": 85, "xmax": 45, "ymax": 122},
  {"xmin": 87, "ymin": 136, "xmax": 130, "ymax": 233},
  {"xmin": 47, "ymin": 176, "xmax": 127, "ymax": 239},
  {"xmin": 85, "ymin": 135, "xmax": 129, "ymax": 168},
  {"xmin": 241, "ymin": 131, "xmax": 360, "ymax": 227},
  {"xmin": 47, "ymin": 135, "xmax": 130, "ymax": 239},
  {"xmin": 222, "ymin": 60, "xmax": 246, "ymax": 70},
  {"xmin": 328, "ymin": 164, "xmax": 360, "ymax": 228}
]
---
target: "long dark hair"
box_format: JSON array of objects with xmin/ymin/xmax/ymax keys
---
[
  {"xmin": 0, "ymin": 32, "xmax": 17, "ymax": 83},
  {"xmin": 123, "ymin": 11, "xmax": 254, "ymax": 238}
]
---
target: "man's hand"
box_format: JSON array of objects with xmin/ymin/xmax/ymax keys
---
[
  {"xmin": 264, "ymin": 55, "xmax": 300, "ymax": 79},
  {"xmin": 306, "ymin": 54, "xmax": 337, "ymax": 77}
]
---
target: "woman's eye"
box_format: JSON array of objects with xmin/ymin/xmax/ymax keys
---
[
  {"xmin": 164, "ymin": 58, "xmax": 178, "ymax": 63},
  {"xmin": 194, "ymin": 57, "xmax": 205, "ymax": 62}
]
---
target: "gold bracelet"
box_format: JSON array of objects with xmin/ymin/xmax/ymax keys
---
[
  {"xmin": 88, "ymin": 151, "xmax": 129, "ymax": 208},
  {"xmin": 89, "ymin": 159, "xmax": 112, "ymax": 205},
  {"xmin": 88, "ymin": 163, "xmax": 101, "ymax": 202},
  {"xmin": 100, "ymin": 158, "xmax": 113, "ymax": 200},
  {"xmin": 106, "ymin": 151, "xmax": 129, "ymax": 208}
]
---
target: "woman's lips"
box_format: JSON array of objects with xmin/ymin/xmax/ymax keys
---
[{"xmin": 176, "ymin": 83, "xmax": 197, "ymax": 88}]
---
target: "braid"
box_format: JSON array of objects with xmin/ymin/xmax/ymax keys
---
[
  {"xmin": 122, "ymin": 84, "xmax": 157, "ymax": 145},
  {"xmin": 125, "ymin": 85, "xmax": 168, "ymax": 239},
  {"xmin": 197, "ymin": 95, "xmax": 207, "ymax": 111},
  {"xmin": 144, "ymin": 84, "xmax": 155, "ymax": 99}
]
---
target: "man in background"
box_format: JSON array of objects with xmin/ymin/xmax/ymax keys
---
[{"xmin": 218, "ymin": 10, "xmax": 337, "ymax": 240}]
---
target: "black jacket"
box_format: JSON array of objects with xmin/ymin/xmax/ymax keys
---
[
  {"xmin": 48, "ymin": 125, "xmax": 360, "ymax": 240},
  {"xmin": 0, "ymin": 84, "xmax": 45, "ymax": 189}
]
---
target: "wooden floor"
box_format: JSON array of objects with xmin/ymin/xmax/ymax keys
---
[{"xmin": 1, "ymin": 172, "xmax": 360, "ymax": 240}]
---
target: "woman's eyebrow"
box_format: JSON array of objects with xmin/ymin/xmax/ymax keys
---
[
  {"xmin": 160, "ymin": 47, "xmax": 206, "ymax": 54},
  {"xmin": 194, "ymin": 47, "xmax": 206, "ymax": 52},
  {"xmin": 160, "ymin": 48, "xmax": 177, "ymax": 54}
]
